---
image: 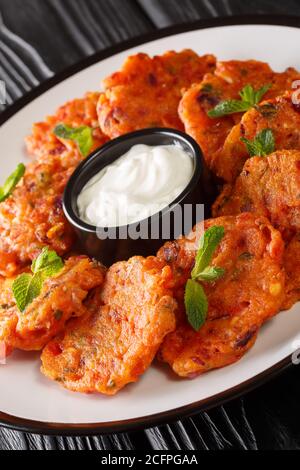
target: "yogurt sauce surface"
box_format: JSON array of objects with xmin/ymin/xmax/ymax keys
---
[{"xmin": 77, "ymin": 144, "xmax": 194, "ymax": 227}]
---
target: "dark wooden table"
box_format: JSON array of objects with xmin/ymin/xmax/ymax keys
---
[{"xmin": 1, "ymin": 0, "xmax": 300, "ymax": 451}]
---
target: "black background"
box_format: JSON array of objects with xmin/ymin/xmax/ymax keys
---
[{"xmin": 1, "ymin": 0, "xmax": 300, "ymax": 451}]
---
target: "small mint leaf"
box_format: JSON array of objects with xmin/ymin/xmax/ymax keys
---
[
  {"xmin": 184, "ymin": 279, "xmax": 208, "ymax": 331},
  {"xmin": 241, "ymin": 128, "xmax": 275, "ymax": 157},
  {"xmin": 54, "ymin": 123, "xmax": 93, "ymax": 157},
  {"xmin": 191, "ymin": 226, "xmax": 225, "ymax": 279},
  {"xmin": 208, "ymin": 83, "xmax": 271, "ymax": 118},
  {"xmin": 31, "ymin": 247, "xmax": 64, "ymax": 278},
  {"xmin": 208, "ymin": 100, "xmax": 250, "ymax": 118},
  {"xmin": 253, "ymin": 83, "xmax": 272, "ymax": 104},
  {"xmin": 12, "ymin": 272, "xmax": 43, "ymax": 312},
  {"xmin": 13, "ymin": 248, "xmax": 64, "ymax": 312},
  {"xmin": 0, "ymin": 163, "xmax": 25, "ymax": 203}
]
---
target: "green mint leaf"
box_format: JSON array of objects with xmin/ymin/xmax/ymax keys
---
[
  {"xmin": 239, "ymin": 83, "xmax": 271, "ymax": 105},
  {"xmin": 239, "ymin": 84, "xmax": 255, "ymax": 104},
  {"xmin": 12, "ymin": 272, "xmax": 43, "ymax": 313},
  {"xmin": 240, "ymin": 137, "xmax": 260, "ymax": 157},
  {"xmin": 53, "ymin": 123, "xmax": 93, "ymax": 157},
  {"xmin": 31, "ymin": 247, "xmax": 64, "ymax": 278},
  {"xmin": 208, "ymin": 83, "xmax": 271, "ymax": 119},
  {"xmin": 184, "ymin": 279, "xmax": 208, "ymax": 331},
  {"xmin": 207, "ymin": 100, "xmax": 250, "ymax": 118},
  {"xmin": 191, "ymin": 226, "xmax": 225, "ymax": 279},
  {"xmin": 241, "ymin": 128, "xmax": 275, "ymax": 157},
  {"xmin": 0, "ymin": 163, "xmax": 25, "ymax": 203},
  {"xmin": 196, "ymin": 266, "xmax": 225, "ymax": 282}
]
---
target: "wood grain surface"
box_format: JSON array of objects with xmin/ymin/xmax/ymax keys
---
[{"xmin": 0, "ymin": 0, "xmax": 300, "ymax": 451}]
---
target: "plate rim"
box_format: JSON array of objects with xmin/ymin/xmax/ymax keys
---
[{"xmin": 0, "ymin": 14, "xmax": 298, "ymax": 436}]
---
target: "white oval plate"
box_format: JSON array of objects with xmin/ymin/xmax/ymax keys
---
[{"xmin": 1, "ymin": 17, "xmax": 300, "ymax": 435}]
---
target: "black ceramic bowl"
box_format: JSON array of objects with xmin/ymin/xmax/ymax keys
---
[{"xmin": 63, "ymin": 128, "xmax": 213, "ymax": 265}]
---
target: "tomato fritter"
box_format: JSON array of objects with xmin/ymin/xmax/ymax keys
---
[
  {"xmin": 158, "ymin": 214, "xmax": 285, "ymax": 377},
  {"xmin": 179, "ymin": 60, "xmax": 299, "ymax": 181},
  {"xmin": 26, "ymin": 92, "xmax": 108, "ymax": 167},
  {"xmin": 0, "ymin": 156, "xmax": 76, "ymax": 277},
  {"xmin": 213, "ymin": 150, "xmax": 300, "ymax": 308},
  {"xmin": 97, "ymin": 50, "xmax": 216, "ymax": 138},
  {"xmin": 213, "ymin": 92, "xmax": 300, "ymax": 182},
  {"xmin": 41, "ymin": 256, "xmax": 177, "ymax": 395},
  {"xmin": 0, "ymin": 256, "xmax": 105, "ymax": 352}
]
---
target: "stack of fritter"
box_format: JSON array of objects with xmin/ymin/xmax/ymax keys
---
[{"xmin": 1, "ymin": 49, "xmax": 300, "ymax": 395}]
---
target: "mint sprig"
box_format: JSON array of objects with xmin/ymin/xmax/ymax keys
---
[
  {"xmin": 184, "ymin": 280, "xmax": 208, "ymax": 332},
  {"xmin": 53, "ymin": 123, "xmax": 93, "ymax": 157},
  {"xmin": 241, "ymin": 128, "xmax": 275, "ymax": 157},
  {"xmin": 208, "ymin": 83, "xmax": 271, "ymax": 118},
  {"xmin": 12, "ymin": 247, "xmax": 64, "ymax": 312},
  {"xmin": 185, "ymin": 226, "xmax": 225, "ymax": 331},
  {"xmin": 0, "ymin": 163, "xmax": 25, "ymax": 203}
]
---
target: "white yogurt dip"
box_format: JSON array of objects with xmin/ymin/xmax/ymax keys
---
[{"xmin": 77, "ymin": 144, "xmax": 194, "ymax": 227}]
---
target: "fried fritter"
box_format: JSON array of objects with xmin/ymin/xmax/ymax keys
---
[
  {"xmin": 179, "ymin": 60, "xmax": 299, "ymax": 181},
  {"xmin": 213, "ymin": 150, "xmax": 300, "ymax": 308},
  {"xmin": 282, "ymin": 235, "xmax": 300, "ymax": 310},
  {"xmin": 0, "ymin": 157, "xmax": 76, "ymax": 276},
  {"xmin": 26, "ymin": 92, "xmax": 108, "ymax": 167},
  {"xmin": 41, "ymin": 256, "xmax": 177, "ymax": 395},
  {"xmin": 0, "ymin": 256, "xmax": 105, "ymax": 352},
  {"xmin": 213, "ymin": 92, "xmax": 300, "ymax": 182},
  {"xmin": 97, "ymin": 50, "xmax": 216, "ymax": 138},
  {"xmin": 158, "ymin": 214, "xmax": 285, "ymax": 377},
  {"xmin": 0, "ymin": 277, "xmax": 15, "ymax": 358},
  {"xmin": 161, "ymin": 311, "xmax": 258, "ymax": 378}
]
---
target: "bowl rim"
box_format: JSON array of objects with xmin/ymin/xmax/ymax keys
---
[{"xmin": 63, "ymin": 127, "xmax": 203, "ymax": 233}]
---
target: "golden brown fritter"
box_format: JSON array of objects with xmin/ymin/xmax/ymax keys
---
[
  {"xmin": 26, "ymin": 92, "xmax": 108, "ymax": 167},
  {"xmin": 213, "ymin": 92, "xmax": 300, "ymax": 182},
  {"xmin": 161, "ymin": 312, "xmax": 258, "ymax": 378},
  {"xmin": 97, "ymin": 50, "xmax": 216, "ymax": 138},
  {"xmin": 0, "ymin": 157, "xmax": 76, "ymax": 277},
  {"xmin": 179, "ymin": 60, "xmax": 299, "ymax": 181},
  {"xmin": 158, "ymin": 214, "xmax": 285, "ymax": 377},
  {"xmin": 2, "ymin": 93, "xmax": 109, "ymax": 277},
  {"xmin": 213, "ymin": 150, "xmax": 300, "ymax": 308},
  {"xmin": 41, "ymin": 256, "xmax": 177, "ymax": 395},
  {"xmin": 0, "ymin": 256, "xmax": 105, "ymax": 352},
  {"xmin": 282, "ymin": 235, "xmax": 300, "ymax": 310}
]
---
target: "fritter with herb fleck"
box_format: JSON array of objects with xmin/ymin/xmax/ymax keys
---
[
  {"xmin": 212, "ymin": 92, "xmax": 300, "ymax": 182},
  {"xmin": 41, "ymin": 256, "xmax": 177, "ymax": 395},
  {"xmin": 213, "ymin": 150, "xmax": 300, "ymax": 309},
  {"xmin": 158, "ymin": 213, "xmax": 285, "ymax": 377},
  {"xmin": 97, "ymin": 50, "xmax": 216, "ymax": 138}
]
